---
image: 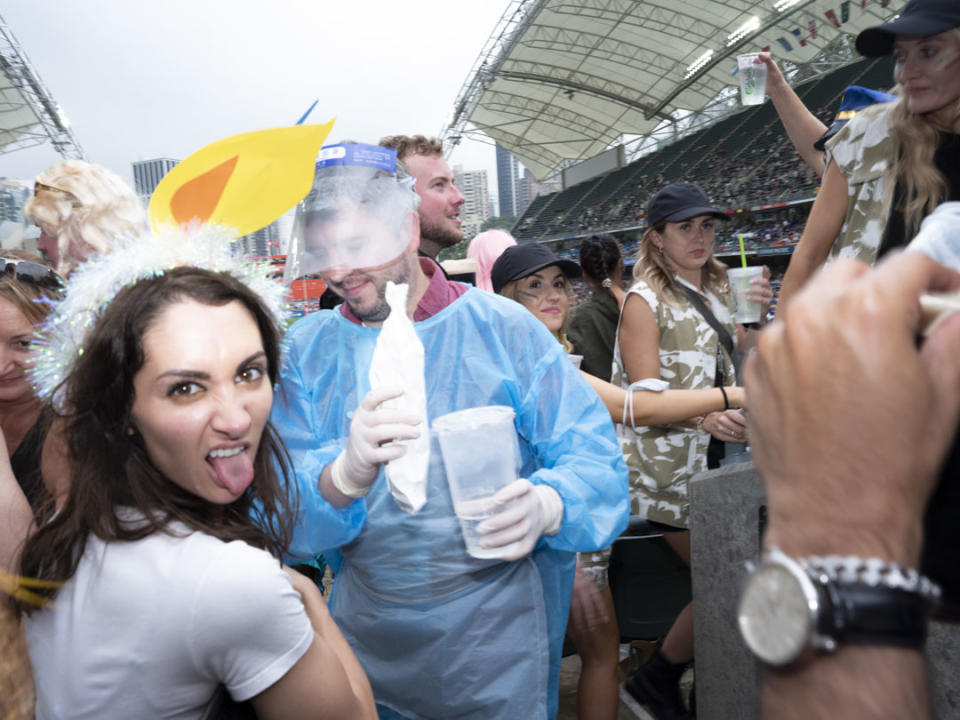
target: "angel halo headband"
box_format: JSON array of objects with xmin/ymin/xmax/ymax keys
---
[{"xmin": 29, "ymin": 224, "xmax": 289, "ymax": 412}]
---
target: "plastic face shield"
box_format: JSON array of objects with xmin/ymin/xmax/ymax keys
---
[{"xmin": 284, "ymin": 144, "xmax": 419, "ymax": 283}]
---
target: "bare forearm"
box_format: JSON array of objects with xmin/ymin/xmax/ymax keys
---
[
  {"xmin": 298, "ymin": 579, "xmax": 377, "ymax": 717},
  {"xmin": 582, "ymin": 372, "xmax": 742, "ymax": 425},
  {"xmin": 318, "ymin": 461, "xmax": 355, "ymax": 510},
  {"xmin": 767, "ymin": 84, "xmax": 828, "ymax": 177},
  {"xmin": 0, "ymin": 433, "xmax": 34, "ymax": 572},
  {"xmin": 0, "ymin": 476, "xmax": 33, "ymax": 572},
  {"xmin": 779, "ymin": 161, "xmax": 849, "ymax": 311},
  {"xmin": 762, "ymin": 648, "xmax": 927, "ymax": 720}
]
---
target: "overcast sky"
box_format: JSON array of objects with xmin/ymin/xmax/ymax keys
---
[{"xmin": 1, "ymin": 0, "xmax": 507, "ymax": 200}]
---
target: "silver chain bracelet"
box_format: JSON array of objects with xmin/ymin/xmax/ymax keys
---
[{"xmin": 800, "ymin": 554, "xmax": 942, "ymax": 602}]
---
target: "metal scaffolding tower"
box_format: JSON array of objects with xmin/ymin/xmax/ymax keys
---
[{"xmin": 0, "ymin": 12, "xmax": 84, "ymax": 159}]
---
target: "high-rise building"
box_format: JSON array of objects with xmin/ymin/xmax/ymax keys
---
[
  {"xmin": 235, "ymin": 218, "xmax": 287, "ymax": 258},
  {"xmin": 454, "ymin": 165, "xmax": 490, "ymax": 241},
  {"xmin": 0, "ymin": 180, "xmax": 29, "ymax": 224},
  {"xmin": 515, "ymin": 168, "xmax": 559, "ymax": 218},
  {"xmin": 0, "ymin": 179, "xmax": 31, "ymax": 249},
  {"xmin": 495, "ymin": 144, "xmax": 519, "ymax": 217},
  {"xmin": 516, "ymin": 168, "xmax": 535, "ymax": 217},
  {"xmin": 131, "ymin": 158, "xmax": 179, "ymax": 203}
]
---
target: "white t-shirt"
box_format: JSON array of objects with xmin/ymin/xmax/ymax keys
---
[{"xmin": 26, "ymin": 525, "xmax": 314, "ymax": 720}]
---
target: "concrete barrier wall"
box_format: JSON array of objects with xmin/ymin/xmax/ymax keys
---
[{"xmin": 689, "ymin": 461, "xmax": 960, "ymax": 719}]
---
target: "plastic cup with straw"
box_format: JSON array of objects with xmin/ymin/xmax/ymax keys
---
[{"xmin": 726, "ymin": 234, "xmax": 763, "ymax": 323}]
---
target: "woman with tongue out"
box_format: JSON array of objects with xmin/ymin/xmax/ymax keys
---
[{"xmin": 14, "ymin": 229, "xmax": 376, "ymax": 720}]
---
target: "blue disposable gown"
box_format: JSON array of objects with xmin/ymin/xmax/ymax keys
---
[{"xmin": 272, "ymin": 288, "xmax": 629, "ymax": 720}]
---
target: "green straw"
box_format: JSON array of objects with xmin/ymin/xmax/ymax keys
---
[{"xmin": 738, "ymin": 234, "xmax": 747, "ymax": 268}]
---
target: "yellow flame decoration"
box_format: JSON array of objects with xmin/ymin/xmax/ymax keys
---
[{"xmin": 148, "ymin": 119, "xmax": 336, "ymax": 239}]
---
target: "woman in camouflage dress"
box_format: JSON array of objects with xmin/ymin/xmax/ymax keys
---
[
  {"xmin": 493, "ymin": 239, "xmax": 751, "ymax": 720},
  {"xmin": 616, "ymin": 183, "xmax": 771, "ymax": 720},
  {"xmin": 779, "ymin": 0, "xmax": 960, "ymax": 308}
]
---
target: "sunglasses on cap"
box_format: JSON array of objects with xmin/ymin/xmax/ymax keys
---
[
  {"xmin": 34, "ymin": 181, "xmax": 82, "ymax": 208},
  {"xmin": 0, "ymin": 258, "xmax": 65, "ymax": 290}
]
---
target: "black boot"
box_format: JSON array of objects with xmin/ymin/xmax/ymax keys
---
[{"xmin": 624, "ymin": 647, "xmax": 694, "ymax": 720}]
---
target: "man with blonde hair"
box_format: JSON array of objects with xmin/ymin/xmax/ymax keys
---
[{"xmin": 379, "ymin": 134, "xmax": 465, "ymax": 260}]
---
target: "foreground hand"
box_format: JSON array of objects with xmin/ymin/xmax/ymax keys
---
[
  {"xmin": 569, "ymin": 558, "xmax": 609, "ymax": 633},
  {"xmin": 745, "ymin": 254, "xmax": 960, "ymax": 563},
  {"xmin": 336, "ymin": 386, "xmax": 421, "ymax": 493},
  {"xmin": 702, "ymin": 409, "xmax": 748, "ymax": 443},
  {"xmin": 477, "ymin": 479, "xmax": 563, "ymax": 561}
]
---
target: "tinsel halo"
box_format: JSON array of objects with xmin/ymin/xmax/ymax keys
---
[{"xmin": 29, "ymin": 223, "xmax": 289, "ymax": 411}]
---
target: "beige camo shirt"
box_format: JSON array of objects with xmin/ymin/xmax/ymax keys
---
[{"xmin": 825, "ymin": 102, "xmax": 896, "ymax": 265}]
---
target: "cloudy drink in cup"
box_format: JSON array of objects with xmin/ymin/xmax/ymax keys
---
[
  {"xmin": 727, "ymin": 266, "xmax": 764, "ymax": 323},
  {"xmin": 737, "ymin": 54, "xmax": 766, "ymax": 106},
  {"xmin": 434, "ymin": 406, "xmax": 522, "ymax": 559}
]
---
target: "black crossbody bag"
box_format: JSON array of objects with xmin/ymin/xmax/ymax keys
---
[{"xmin": 678, "ymin": 286, "xmax": 743, "ymax": 468}]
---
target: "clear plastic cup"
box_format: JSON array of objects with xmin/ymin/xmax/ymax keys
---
[
  {"xmin": 433, "ymin": 406, "xmax": 522, "ymax": 559},
  {"xmin": 727, "ymin": 266, "xmax": 764, "ymax": 323},
  {"xmin": 737, "ymin": 54, "xmax": 766, "ymax": 106}
]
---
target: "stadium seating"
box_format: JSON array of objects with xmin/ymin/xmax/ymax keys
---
[{"xmin": 514, "ymin": 57, "xmax": 894, "ymax": 250}]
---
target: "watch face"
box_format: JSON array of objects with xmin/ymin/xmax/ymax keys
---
[{"xmin": 738, "ymin": 560, "xmax": 818, "ymax": 666}]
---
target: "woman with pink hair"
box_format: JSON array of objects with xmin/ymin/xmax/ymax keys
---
[{"xmin": 467, "ymin": 229, "xmax": 516, "ymax": 291}]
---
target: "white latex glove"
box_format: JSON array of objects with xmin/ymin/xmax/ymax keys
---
[
  {"xmin": 331, "ymin": 387, "xmax": 422, "ymax": 497},
  {"xmin": 476, "ymin": 479, "xmax": 564, "ymax": 561}
]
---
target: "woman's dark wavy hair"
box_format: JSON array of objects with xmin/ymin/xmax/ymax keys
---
[
  {"xmin": 18, "ymin": 267, "xmax": 296, "ymax": 612},
  {"xmin": 579, "ymin": 234, "xmax": 622, "ymax": 285}
]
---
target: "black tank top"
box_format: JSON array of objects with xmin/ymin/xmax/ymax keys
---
[{"xmin": 879, "ymin": 130, "xmax": 960, "ymax": 257}]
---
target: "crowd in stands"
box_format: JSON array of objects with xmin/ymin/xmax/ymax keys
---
[{"xmin": 513, "ymin": 56, "xmax": 893, "ymax": 249}]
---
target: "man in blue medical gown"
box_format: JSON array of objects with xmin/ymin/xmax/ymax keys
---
[{"xmin": 273, "ymin": 143, "xmax": 629, "ymax": 720}]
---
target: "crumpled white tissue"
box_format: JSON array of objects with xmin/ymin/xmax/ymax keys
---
[{"xmin": 368, "ymin": 281, "xmax": 430, "ymax": 513}]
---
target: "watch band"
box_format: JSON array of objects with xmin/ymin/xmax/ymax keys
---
[
  {"xmin": 739, "ymin": 548, "xmax": 933, "ymax": 666},
  {"xmin": 820, "ymin": 580, "xmax": 928, "ymax": 650},
  {"xmin": 802, "ymin": 554, "xmax": 942, "ymax": 602}
]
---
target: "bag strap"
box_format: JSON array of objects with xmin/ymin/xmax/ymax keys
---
[{"xmin": 678, "ymin": 284, "xmax": 735, "ymax": 386}]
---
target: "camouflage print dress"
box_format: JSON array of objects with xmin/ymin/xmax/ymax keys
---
[
  {"xmin": 610, "ymin": 276, "xmax": 737, "ymax": 530},
  {"xmin": 578, "ymin": 275, "xmax": 736, "ymax": 586},
  {"xmin": 825, "ymin": 103, "xmax": 894, "ymax": 265}
]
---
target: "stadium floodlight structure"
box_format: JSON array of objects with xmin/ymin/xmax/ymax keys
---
[
  {"xmin": 444, "ymin": 0, "xmax": 905, "ymax": 182},
  {"xmin": 0, "ymin": 12, "xmax": 84, "ymax": 160}
]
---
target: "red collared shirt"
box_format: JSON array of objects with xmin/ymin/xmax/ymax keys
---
[{"xmin": 339, "ymin": 257, "xmax": 467, "ymax": 325}]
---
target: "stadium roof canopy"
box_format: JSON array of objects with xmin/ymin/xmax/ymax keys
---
[
  {"xmin": 0, "ymin": 13, "xmax": 83, "ymax": 160},
  {"xmin": 444, "ymin": 0, "xmax": 905, "ymax": 180}
]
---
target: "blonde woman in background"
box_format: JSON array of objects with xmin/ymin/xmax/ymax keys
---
[
  {"xmin": 779, "ymin": 0, "xmax": 960, "ymax": 308},
  {"xmin": 492, "ymin": 242, "xmax": 579, "ymax": 351},
  {"xmin": 24, "ymin": 160, "xmax": 146, "ymax": 276}
]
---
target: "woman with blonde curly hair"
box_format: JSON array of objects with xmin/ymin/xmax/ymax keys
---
[
  {"xmin": 779, "ymin": 0, "xmax": 960, "ymax": 308},
  {"xmin": 24, "ymin": 160, "xmax": 146, "ymax": 276}
]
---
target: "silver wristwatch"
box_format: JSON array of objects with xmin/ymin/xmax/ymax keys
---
[{"xmin": 738, "ymin": 548, "xmax": 933, "ymax": 667}]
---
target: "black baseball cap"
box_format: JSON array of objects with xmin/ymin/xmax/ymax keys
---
[
  {"xmin": 856, "ymin": 0, "xmax": 960, "ymax": 57},
  {"xmin": 645, "ymin": 183, "xmax": 726, "ymax": 229},
  {"xmin": 491, "ymin": 243, "xmax": 581, "ymax": 294}
]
